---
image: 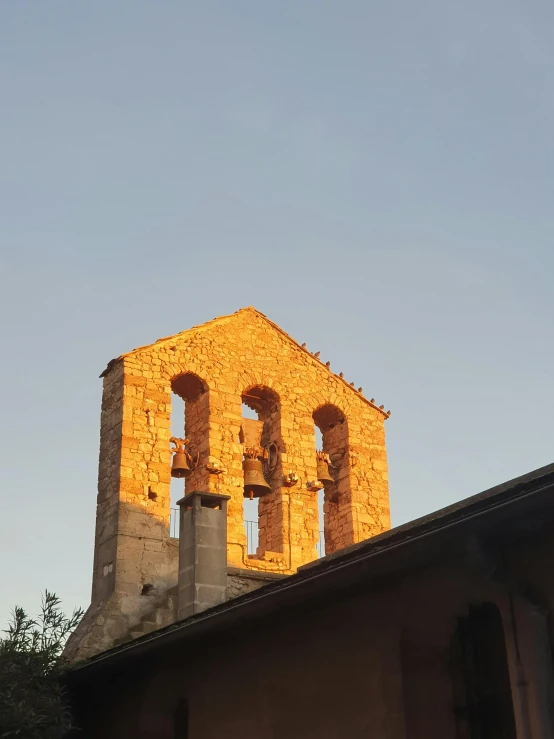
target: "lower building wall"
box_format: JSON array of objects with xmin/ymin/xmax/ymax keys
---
[
  {"xmin": 70, "ymin": 533, "xmax": 554, "ymax": 739},
  {"xmin": 65, "ymin": 566, "xmax": 283, "ymax": 661}
]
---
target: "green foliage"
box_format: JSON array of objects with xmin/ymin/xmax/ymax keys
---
[{"xmin": 0, "ymin": 592, "xmax": 83, "ymax": 738}]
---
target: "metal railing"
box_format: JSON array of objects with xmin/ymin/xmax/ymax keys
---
[
  {"xmin": 170, "ymin": 508, "xmax": 180, "ymax": 538},
  {"xmin": 170, "ymin": 509, "xmax": 325, "ymax": 559},
  {"xmin": 244, "ymin": 519, "xmax": 258, "ymax": 555}
]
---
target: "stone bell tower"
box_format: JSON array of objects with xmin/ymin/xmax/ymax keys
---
[{"xmin": 65, "ymin": 307, "xmax": 391, "ymax": 661}]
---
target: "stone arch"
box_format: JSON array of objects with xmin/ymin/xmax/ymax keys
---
[
  {"xmin": 170, "ymin": 372, "xmax": 210, "ymax": 502},
  {"xmin": 448, "ymin": 602, "xmax": 517, "ymax": 738},
  {"xmin": 240, "ymin": 370, "xmax": 284, "ymax": 405},
  {"xmin": 313, "ymin": 402, "xmax": 347, "ymax": 432},
  {"xmin": 241, "ymin": 384, "xmax": 280, "ymax": 426},
  {"xmin": 171, "ymin": 371, "xmax": 208, "ymax": 402},
  {"xmin": 239, "ymin": 384, "xmax": 283, "ymax": 556},
  {"xmin": 312, "ymin": 402, "xmax": 349, "ymax": 474},
  {"xmin": 312, "ymin": 402, "xmax": 350, "ymax": 556}
]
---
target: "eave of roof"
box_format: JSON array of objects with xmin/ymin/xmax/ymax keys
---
[
  {"xmin": 99, "ymin": 306, "xmax": 390, "ymax": 418},
  {"xmin": 68, "ymin": 461, "xmax": 554, "ymax": 681}
]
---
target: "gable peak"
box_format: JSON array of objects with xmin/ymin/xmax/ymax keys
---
[{"xmin": 99, "ymin": 307, "xmax": 390, "ymax": 418}]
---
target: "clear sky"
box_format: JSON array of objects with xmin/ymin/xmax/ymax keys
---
[{"xmin": 1, "ymin": 1, "xmax": 553, "ymax": 623}]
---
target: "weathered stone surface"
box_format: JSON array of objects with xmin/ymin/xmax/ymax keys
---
[
  {"xmin": 65, "ymin": 307, "xmax": 390, "ymax": 661},
  {"xmin": 227, "ymin": 567, "xmax": 286, "ymax": 599}
]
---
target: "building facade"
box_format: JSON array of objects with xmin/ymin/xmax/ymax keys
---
[
  {"xmin": 68, "ymin": 464, "xmax": 554, "ymax": 739},
  {"xmin": 66, "ymin": 307, "xmax": 391, "ymax": 660}
]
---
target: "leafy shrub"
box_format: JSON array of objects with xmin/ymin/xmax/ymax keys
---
[{"xmin": 0, "ymin": 592, "xmax": 83, "ymax": 738}]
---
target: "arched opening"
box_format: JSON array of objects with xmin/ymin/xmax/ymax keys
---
[
  {"xmin": 240, "ymin": 399, "xmax": 261, "ymax": 553},
  {"xmin": 314, "ymin": 425, "xmax": 325, "ymax": 557},
  {"xmin": 450, "ymin": 603, "xmax": 517, "ymax": 739},
  {"xmin": 240, "ymin": 385, "xmax": 281, "ymax": 555},
  {"xmin": 312, "ymin": 404, "xmax": 348, "ymax": 556},
  {"xmin": 169, "ymin": 373, "xmax": 208, "ymax": 532}
]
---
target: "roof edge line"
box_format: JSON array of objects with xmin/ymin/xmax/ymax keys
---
[{"xmin": 69, "ymin": 467, "xmax": 554, "ymax": 675}]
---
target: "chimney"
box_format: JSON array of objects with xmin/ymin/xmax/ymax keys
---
[{"xmin": 176, "ymin": 491, "xmax": 230, "ymax": 620}]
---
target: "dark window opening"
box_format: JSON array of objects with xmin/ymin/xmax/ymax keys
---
[{"xmin": 451, "ymin": 602, "xmax": 517, "ymax": 739}]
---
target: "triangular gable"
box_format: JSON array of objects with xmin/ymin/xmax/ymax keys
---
[{"xmin": 100, "ymin": 307, "xmax": 390, "ymax": 418}]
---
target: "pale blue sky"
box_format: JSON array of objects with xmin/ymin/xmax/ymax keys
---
[{"xmin": 1, "ymin": 1, "xmax": 553, "ymax": 622}]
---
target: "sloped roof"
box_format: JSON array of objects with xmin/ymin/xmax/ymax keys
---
[
  {"xmin": 68, "ymin": 461, "xmax": 554, "ymax": 680},
  {"xmin": 100, "ymin": 306, "xmax": 390, "ymax": 418}
]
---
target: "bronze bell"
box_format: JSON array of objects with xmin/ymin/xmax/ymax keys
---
[
  {"xmin": 243, "ymin": 458, "xmax": 271, "ymax": 499},
  {"xmin": 316, "ymin": 458, "xmax": 334, "ymax": 487},
  {"xmin": 171, "ymin": 450, "xmax": 191, "ymax": 478}
]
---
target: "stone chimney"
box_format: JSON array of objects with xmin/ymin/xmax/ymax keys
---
[{"xmin": 176, "ymin": 491, "xmax": 230, "ymax": 620}]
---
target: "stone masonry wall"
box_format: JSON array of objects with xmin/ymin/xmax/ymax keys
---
[
  {"xmin": 65, "ymin": 307, "xmax": 390, "ymax": 660},
  {"xmin": 104, "ymin": 568, "xmax": 284, "ymax": 650}
]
